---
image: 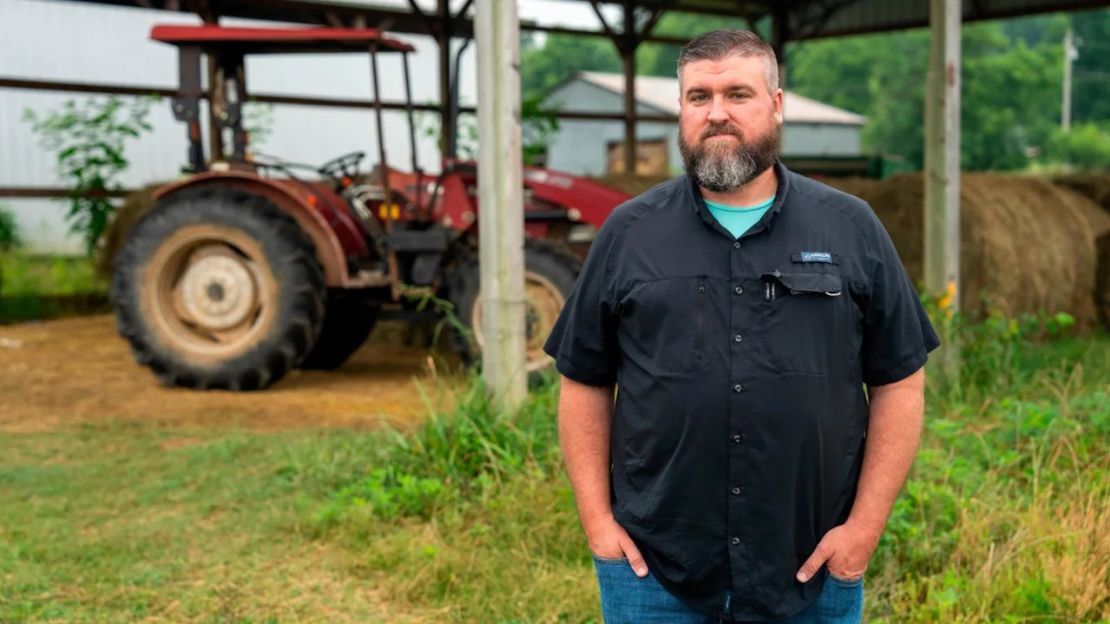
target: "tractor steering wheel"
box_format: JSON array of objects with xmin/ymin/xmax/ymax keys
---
[{"xmin": 317, "ymin": 151, "xmax": 366, "ymax": 182}]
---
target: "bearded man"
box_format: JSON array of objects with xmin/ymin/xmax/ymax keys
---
[{"xmin": 543, "ymin": 29, "xmax": 940, "ymax": 623}]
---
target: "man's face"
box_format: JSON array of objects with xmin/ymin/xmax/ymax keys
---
[{"xmin": 678, "ymin": 54, "xmax": 784, "ymax": 193}]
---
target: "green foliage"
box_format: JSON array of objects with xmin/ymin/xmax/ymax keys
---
[
  {"xmin": 0, "ymin": 252, "xmax": 105, "ymax": 296},
  {"xmin": 0, "ymin": 205, "xmax": 20, "ymax": 251},
  {"xmin": 521, "ymin": 34, "xmax": 620, "ymax": 101},
  {"xmin": 23, "ymin": 96, "xmax": 154, "ymax": 254},
  {"xmin": 521, "ymin": 95, "xmax": 560, "ymax": 165},
  {"xmin": 1045, "ymin": 122, "xmax": 1110, "ymax": 168},
  {"xmin": 313, "ymin": 373, "xmax": 561, "ymax": 528},
  {"xmin": 243, "ymin": 102, "xmax": 275, "ymax": 151}
]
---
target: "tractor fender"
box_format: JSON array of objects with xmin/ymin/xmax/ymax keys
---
[{"xmin": 153, "ymin": 171, "xmax": 353, "ymax": 287}]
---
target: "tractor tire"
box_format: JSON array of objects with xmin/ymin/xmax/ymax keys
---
[
  {"xmin": 445, "ymin": 238, "xmax": 581, "ymax": 374},
  {"xmin": 298, "ymin": 291, "xmax": 380, "ymax": 370},
  {"xmin": 111, "ymin": 187, "xmax": 325, "ymax": 391}
]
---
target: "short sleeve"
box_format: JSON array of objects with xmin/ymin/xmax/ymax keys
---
[
  {"xmin": 542, "ymin": 221, "xmax": 621, "ymax": 386},
  {"xmin": 860, "ymin": 209, "xmax": 941, "ymax": 386}
]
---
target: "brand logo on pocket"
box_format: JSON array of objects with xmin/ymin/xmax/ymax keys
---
[{"xmin": 798, "ymin": 251, "xmax": 833, "ymax": 263}]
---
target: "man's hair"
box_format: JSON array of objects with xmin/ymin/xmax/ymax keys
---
[{"xmin": 677, "ymin": 29, "xmax": 780, "ymax": 93}]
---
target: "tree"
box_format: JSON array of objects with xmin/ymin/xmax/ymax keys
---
[{"xmin": 521, "ymin": 34, "xmax": 620, "ymax": 101}]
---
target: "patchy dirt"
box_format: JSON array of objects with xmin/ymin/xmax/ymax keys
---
[{"xmin": 0, "ymin": 315, "xmax": 462, "ymax": 433}]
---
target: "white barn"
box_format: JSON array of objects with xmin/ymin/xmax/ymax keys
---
[{"xmin": 544, "ymin": 71, "xmax": 866, "ymax": 177}]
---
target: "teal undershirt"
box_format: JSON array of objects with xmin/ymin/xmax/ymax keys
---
[{"xmin": 704, "ymin": 194, "xmax": 776, "ymax": 240}]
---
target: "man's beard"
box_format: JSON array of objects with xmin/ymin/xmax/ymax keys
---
[{"xmin": 679, "ymin": 122, "xmax": 781, "ymax": 193}]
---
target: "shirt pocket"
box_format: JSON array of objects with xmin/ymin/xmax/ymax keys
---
[
  {"xmin": 616, "ymin": 277, "xmax": 710, "ymax": 374},
  {"xmin": 758, "ymin": 270, "xmax": 859, "ymax": 375}
]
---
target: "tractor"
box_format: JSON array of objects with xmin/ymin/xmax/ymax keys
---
[{"xmin": 111, "ymin": 24, "xmax": 629, "ymax": 390}]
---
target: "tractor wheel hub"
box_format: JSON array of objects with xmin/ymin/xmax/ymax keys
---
[{"xmin": 179, "ymin": 251, "xmax": 257, "ymax": 330}]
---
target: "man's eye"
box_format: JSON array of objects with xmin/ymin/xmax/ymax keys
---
[
  {"xmin": 689, "ymin": 94, "xmax": 707, "ymax": 103},
  {"xmin": 730, "ymin": 93, "xmax": 750, "ymax": 100}
]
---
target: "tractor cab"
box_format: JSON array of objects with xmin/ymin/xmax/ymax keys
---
[{"xmin": 153, "ymin": 24, "xmax": 417, "ymax": 182}]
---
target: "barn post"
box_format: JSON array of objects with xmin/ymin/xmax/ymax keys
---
[
  {"xmin": 924, "ymin": 0, "xmax": 961, "ymax": 376},
  {"xmin": 475, "ymin": 0, "xmax": 527, "ymax": 410},
  {"xmin": 621, "ymin": 0, "xmax": 637, "ymax": 175}
]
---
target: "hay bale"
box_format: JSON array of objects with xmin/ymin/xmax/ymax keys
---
[
  {"xmin": 1053, "ymin": 173, "xmax": 1110, "ymax": 215},
  {"xmin": 1053, "ymin": 173, "xmax": 1110, "ymax": 328},
  {"xmin": 95, "ymin": 184, "xmax": 162, "ymax": 278},
  {"xmin": 828, "ymin": 173, "xmax": 1110, "ymax": 330}
]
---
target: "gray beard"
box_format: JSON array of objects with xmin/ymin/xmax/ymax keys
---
[{"xmin": 680, "ymin": 125, "xmax": 780, "ymax": 193}]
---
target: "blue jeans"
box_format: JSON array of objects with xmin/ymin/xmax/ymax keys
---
[{"xmin": 592, "ymin": 555, "xmax": 863, "ymax": 623}]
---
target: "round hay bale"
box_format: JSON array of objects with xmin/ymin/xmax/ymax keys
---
[
  {"xmin": 835, "ymin": 172, "xmax": 1110, "ymax": 330},
  {"xmin": 1052, "ymin": 173, "xmax": 1110, "ymax": 216},
  {"xmin": 95, "ymin": 184, "xmax": 163, "ymax": 278},
  {"xmin": 1052, "ymin": 173, "xmax": 1110, "ymax": 328}
]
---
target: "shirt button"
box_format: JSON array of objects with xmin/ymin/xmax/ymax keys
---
[
  {"xmin": 734, "ymin": 286, "xmax": 743, "ymax": 295},
  {"xmin": 731, "ymin": 433, "xmax": 743, "ymax": 444},
  {"xmin": 733, "ymin": 334, "xmax": 743, "ymax": 343},
  {"xmin": 731, "ymin": 537, "xmax": 741, "ymax": 545},
  {"xmin": 731, "ymin": 486, "xmax": 743, "ymax": 495},
  {"xmin": 733, "ymin": 383, "xmax": 743, "ymax": 393},
  {"xmin": 733, "ymin": 241, "xmax": 741, "ymax": 249}
]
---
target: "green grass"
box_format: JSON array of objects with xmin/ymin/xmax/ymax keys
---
[
  {"xmin": 0, "ymin": 252, "xmax": 108, "ymax": 323},
  {"xmin": 1, "ymin": 327, "xmax": 1108, "ymax": 622},
  {"xmin": 0, "ymin": 252, "xmax": 105, "ymax": 297}
]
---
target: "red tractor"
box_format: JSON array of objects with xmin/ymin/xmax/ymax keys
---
[{"xmin": 111, "ymin": 24, "xmax": 629, "ymax": 390}]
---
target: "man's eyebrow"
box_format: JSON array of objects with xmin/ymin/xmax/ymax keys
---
[{"xmin": 683, "ymin": 83, "xmax": 757, "ymax": 98}]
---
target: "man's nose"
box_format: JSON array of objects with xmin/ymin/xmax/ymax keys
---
[{"xmin": 707, "ymin": 96, "xmax": 728, "ymax": 123}]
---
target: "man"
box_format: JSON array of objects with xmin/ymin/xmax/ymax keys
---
[{"xmin": 541, "ymin": 29, "xmax": 940, "ymax": 623}]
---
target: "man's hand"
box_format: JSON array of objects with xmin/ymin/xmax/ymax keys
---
[
  {"xmin": 585, "ymin": 514, "xmax": 649, "ymax": 578},
  {"xmin": 795, "ymin": 520, "xmax": 881, "ymax": 583}
]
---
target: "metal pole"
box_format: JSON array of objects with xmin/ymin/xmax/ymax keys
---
[
  {"xmin": 1062, "ymin": 24, "xmax": 1075, "ymax": 131},
  {"xmin": 475, "ymin": 0, "xmax": 527, "ymax": 410},
  {"xmin": 924, "ymin": 0, "xmax": 961, "ymax": 377}
]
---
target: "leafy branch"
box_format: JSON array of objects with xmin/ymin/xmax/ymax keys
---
[{"xmin": 23, "ymin": 96, "xmax": 154, "ymax": 254}]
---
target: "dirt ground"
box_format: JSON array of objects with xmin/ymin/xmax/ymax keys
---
[{"xmin": 0, "ymin": 314, "xmax": 461, "ymax": 433}]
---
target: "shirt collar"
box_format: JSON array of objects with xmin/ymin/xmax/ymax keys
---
[{"xmin": 686, "ymin": 159, "xmax": 792, "ymax": 238}]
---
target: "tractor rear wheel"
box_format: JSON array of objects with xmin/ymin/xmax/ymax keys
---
[
  {"xmin": 298, "ymin": 291, "xmax": 380, "ymax": 370},
  {"xmin": 111, "ymin": 187, "xmax": 325, "ymax": 390},
  {"xmin": 445, "ymin": 239, "xmax": 581, "ymax": 374}
]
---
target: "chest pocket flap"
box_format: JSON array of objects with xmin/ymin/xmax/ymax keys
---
[{"xmin": 767, "ymin": 271, "xmax": 842, "ymax": 296}]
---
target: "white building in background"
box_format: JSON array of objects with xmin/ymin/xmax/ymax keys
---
[
  {"xmin": 544, "ymin": 71, "xmax": 866, "ymax": 177},
  {"xmin": 0, "ymin": 0, "xmax": 473, "ymax": 254}
]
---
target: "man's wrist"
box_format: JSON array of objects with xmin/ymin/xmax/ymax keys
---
[
  {"xmin": 845, "ymin": 514, "xmax": 886, "ymax": 542},
  {"xmin": 580, "ymin": 509, "xmax": 615, "ymax": 534}
]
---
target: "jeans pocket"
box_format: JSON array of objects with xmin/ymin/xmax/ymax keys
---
[
  {"xmin": 828, "ymin": 571, "xmax": 864, "ymax": 587},
  {"xmin": 592, "ymin": 553, "xmax": 629, "ymax": 565},
  {"xmin": 814, "ymin": 572, "xmax": 864, "ymax": 623}
]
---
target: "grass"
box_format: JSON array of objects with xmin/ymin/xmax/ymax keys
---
[
  {"xmin": 0, "ymin": 252, "xmax": 105, "ymax": 297},
  {"xmin": 0, "ymin": 252, "xmax": 108, "ymax": 323},
  {"xmin": 0, "ymin": 322, "xmax": 1108, "ymax": 622}
]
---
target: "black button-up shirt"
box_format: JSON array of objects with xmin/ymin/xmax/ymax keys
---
[{"xmin": 543, "ymin": 161, "xmax": 940, "ymax": 621}]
